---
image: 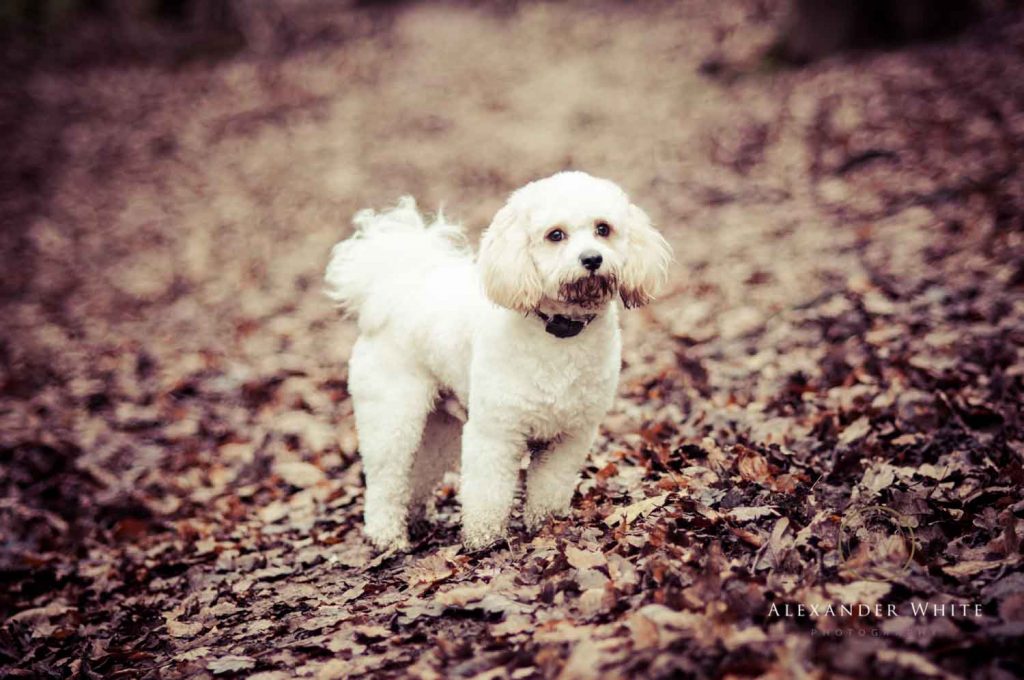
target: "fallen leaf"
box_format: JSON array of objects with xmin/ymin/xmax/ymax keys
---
[
  {"xmin": 839, "ymin": 417, "xmax": 871, "ymax": 446},
  {"xmin": 274, "ymin": 460, "xmax": 326, "ymax": 488},
  {"xmin": 726, "ymin": 506, "xmax": 779, "ymax": 523},
  {"xmin": 208, "ymin": 655, "xmax": 256, "ymax": 675},
  {"xmin": 604, "ymin": 494, "xmax": 670, "ymax": 527},
  {"xmin": 565, "ymin": 545, "xmax": 607, "ymax": 570}
]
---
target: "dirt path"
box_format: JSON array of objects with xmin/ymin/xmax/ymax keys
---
[{"xmin": 2, "ymin": 2, "xmax": 1023, "ymax": 678}]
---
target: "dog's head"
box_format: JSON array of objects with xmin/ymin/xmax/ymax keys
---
[{"xmin": 478, "ymin": 171, "xmax": 672, "ymax": 313}]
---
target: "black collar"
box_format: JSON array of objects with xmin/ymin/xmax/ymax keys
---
[{"xmin": 534, "ymin": 310, "xmax": 597, "ymax": 338}]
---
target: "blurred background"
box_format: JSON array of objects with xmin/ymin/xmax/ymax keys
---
[
  {"xmin": 2, "ymin": 0, "xmax": 1021, "ymax": 384},
  {"xmin": 1, "ymin": 1, "xmax": 1024, "ymax": 675}
]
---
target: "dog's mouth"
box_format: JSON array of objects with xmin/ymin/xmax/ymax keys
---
[{"xmin": 558, "ymin": 273, "xmax": 618, "ymax": 308}]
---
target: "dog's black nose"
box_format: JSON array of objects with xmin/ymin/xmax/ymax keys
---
[{"xmin": 580, "ymin": 250, "xmax": 603, "ymax": 271}]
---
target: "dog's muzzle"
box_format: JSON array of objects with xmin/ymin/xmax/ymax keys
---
[{"xmin": 558, "ymin": 273, "xmax": 617, "ymax": 308}]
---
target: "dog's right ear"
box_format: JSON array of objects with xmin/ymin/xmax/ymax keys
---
[{"xmin": 478, "ymin": 201, "xmax": 543, "ymax": 313}]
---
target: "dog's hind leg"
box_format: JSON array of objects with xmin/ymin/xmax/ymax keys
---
[
  {"xmin": 349, "ymin": 338, "xmax": 436, "ymax": 552},
  {"xmin": 408, "ymin": 408, "xmax": 462, "ymax": 538}
]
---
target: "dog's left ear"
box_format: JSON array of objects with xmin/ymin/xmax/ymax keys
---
[
  {"xmin": 478, "ymin": 201, "xmax": 544, "ymax": 313},
  {"xmin": 619, "ymin": 204, "xmax": 672, "ymax": 308}
]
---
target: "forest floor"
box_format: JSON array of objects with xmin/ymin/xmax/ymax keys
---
[{"xmin": 2, "ymin": 1, "xmax": 1024, "ymax": 678}]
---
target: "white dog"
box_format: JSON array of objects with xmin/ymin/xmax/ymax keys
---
[{"xmin": 325, "ymin": 171, "xmax": 671, "ymax": 551}]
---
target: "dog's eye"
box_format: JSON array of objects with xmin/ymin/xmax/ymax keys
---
[
  {"xmin": 595, "ymin": 222, "xmax": 612, "ymax": 237},
  {"xmin": 546, "ymin": 228, "xmax": 566, "ymax": 242}
]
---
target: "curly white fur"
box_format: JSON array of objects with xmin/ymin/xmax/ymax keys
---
[{"xmin": 325, "ymin": 171, "xmax": 672, "ymax": 551}]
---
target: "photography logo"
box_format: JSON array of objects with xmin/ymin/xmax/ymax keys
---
[{"xmin": 838, "ymin": 505, "xmax": 915, "ymax": 579}]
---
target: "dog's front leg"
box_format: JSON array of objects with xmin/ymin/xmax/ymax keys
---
[
  {"xmin": 523, "ymin": 427, "xmax": 596, "ymax": 532},
  {"xmin": 459, "ymin": 418, "xmax": 521, "ymax": 550}
]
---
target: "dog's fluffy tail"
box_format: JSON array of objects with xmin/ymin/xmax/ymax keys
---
[{"xmin": 325, "ymin": 197, "xmax": 468, "ymax": 332}]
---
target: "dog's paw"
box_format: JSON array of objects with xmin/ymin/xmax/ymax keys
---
[
  {"xmin": 461, "ymin": 523, "xmax": 506, "ymax": 553},
  {"xmin": 522, "ymin": 507, "xmax": 550, "ymax": 533},
  {"xmin": 524, "ymin": 500, "xmax": 574, "ymax": 532},
  {"xmin": 462, "ymin": 534, "xmax": 504, "ymax": 554},
  {"xmin": 364, "ymin": 527, "xmax": 411, "ymax": 553}
]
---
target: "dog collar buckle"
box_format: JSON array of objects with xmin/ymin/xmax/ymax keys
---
[{"xmin": 535, "ymin": 310, "xmax": 596, "ymax": 339}]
